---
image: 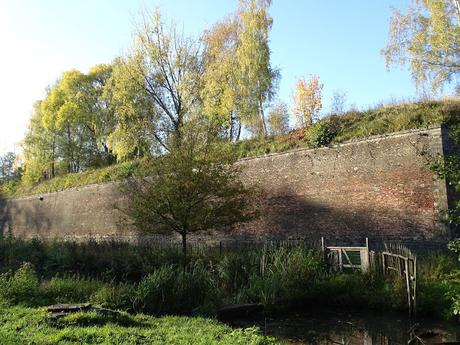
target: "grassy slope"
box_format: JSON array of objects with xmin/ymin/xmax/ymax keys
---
[
  {"xmin": 0, "ymin": 306, "xmax": 276, "ymax": 345},
  {"xmin": 2, "ymin": 99, "xmax": 460, "ymax": 199}
]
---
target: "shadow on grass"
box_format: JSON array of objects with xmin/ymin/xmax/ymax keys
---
[{"xmin": 47, "ymin": 311, "xmax": 150, "ymax": 329}]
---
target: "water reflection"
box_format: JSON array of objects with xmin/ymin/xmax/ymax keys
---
[{"xmin": 232, "ymin": 310, "xmax": 459, "ymax": 345}]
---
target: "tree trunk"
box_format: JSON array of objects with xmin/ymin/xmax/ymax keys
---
[
  {"xmin": 181, "ymin": 232, "xmax": 187, "ymax": 270},
  {"xmin": 236, "ymin": 120, "xmax": 242, "ymax": 141},
  {"xmin": 259, "ymin": 98, "xmax": 267, "ymax": 137},
  {"xmin": 50, "ymin": 134, "xmax": 56, "ymax": 179}
]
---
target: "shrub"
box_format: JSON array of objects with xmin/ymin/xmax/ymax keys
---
[
  {"xmin": 90, "ymin": 283, "xmax": 136, "ymax": 312},
  {"xmin": 0, "ymin": 262, "xmax": 41, "ymax": 306},
  {"xmin": 307, "ymin": 119, "xmax": 337, "ymax": 148}
]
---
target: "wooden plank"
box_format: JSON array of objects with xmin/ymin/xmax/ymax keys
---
[
  {"xmin": 327, "ymin": 246, "xmax": 367, "ymax": 251},
  {"xmin": 342, "ymin": 264, "xmax": 362, "ymax": 268},
  {"xmin": 342, "ymin": 249, "xmax": 353, "ymax": 266},
  {"xmin": 360, "ymin": 247, "xmax": 370, "ymax": 273}
]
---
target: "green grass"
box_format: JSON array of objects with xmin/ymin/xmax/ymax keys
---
[
  {"xmin": 0, "ymin": 159, "xmax": 149, "ymax": 199},
  {"xmin": 0, "ymin": 306, "xmax": 276, "ymax": 345},
  {"xmin": 235, "ymin": 99, "xmax": 460, "ymax": 158},
  {"xmin": 2, "ymin": 99, "xmax": 460, "ymax": 198}
]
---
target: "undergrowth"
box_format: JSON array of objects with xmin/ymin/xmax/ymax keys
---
[{"xmin": 0, "ymin": 238, "xmax": 459, "ymax": 320}]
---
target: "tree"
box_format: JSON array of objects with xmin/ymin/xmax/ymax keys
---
[
  {"xmin": 120, "ymin": 123, "xmax": 258, "ymax": 266},
  {"xmin": 0, "ymin": 152, "xmax": 17, "ymax": 184},
  {"xmin": 268, "ymin": 100, "xmax": 290, "ymax": 136},
  {"xmin": 291, "ymin": 75, "xmax": 323, "ymax": 128},
  {"xmin": 382, "ymin": 0, "xmax": 460, "ymax": 91},
  {"xmin": 330, "ymin": 90, "xmax": 347, "ymax": 115},
  {"xmin": 202, "ymin": 18, "xmax": 241, "ymax": 141},
  {"xmin": 22, "ymin": 101, "xmax": 58, "ymax": 183},
  {"xmin": 105, "ymin": 58, "xmax": 158, "ymax": 161},
  {"xmin": 114, "ymin": 10, "xmax": 203, "ymax": 152},
  {"xmin": 236, "ymin": 0, "xmax": 278, "ymax": 137}
]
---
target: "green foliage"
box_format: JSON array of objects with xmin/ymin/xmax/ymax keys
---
[
  {"xmin": 235, "ymin": 0, "xmax": 278, "ymax": 137},
  {"xmin": 0, "ymin": 263, "xmax": 41, "ymax": 306},
  {"xmin": 43, "ymin": 276, "xmax": 103, "ymax": 305},
  {"xmin": 0, "ymin": 306, "xmax": 276, "ymax": 345},
  {"xmin": 135, "ymin": 264, "xmax": 217, "ymax": 315},
  {"xmin": 1, "ymin": 158, "xmax": 145, "ymax": 198},
  {"xmin": 0, "ymin": 239, "xmax": 459, "ymax": 320},
  {"xmin": 121, "ymin": 128, "xmax": 258, "ymax": 261},
  {"xmin": 90, "ymin": 283, "xmax": 136, "ymax": 312},
  {"xmin": 234, "ymin": 99, "xmax": 458, "ymax": 158},
  {"xmin": 4, "ymin": 99, "xmax": 458, "ymax": 198},
  {"xmin": 307, "ymin": 118, "xmax": 337, "ymax": 148},
  {"xmin": 382, "ymin": 0, "xmax": 460, "ymax": 91}
]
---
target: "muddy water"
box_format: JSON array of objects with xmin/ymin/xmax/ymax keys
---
[{"xmin": 233, "ymin": 309, "xmax": 460, "ymax": 344}]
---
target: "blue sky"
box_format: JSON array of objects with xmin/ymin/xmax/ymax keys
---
[{"xmin": 0, "ymin": 0, "xmax": 453, "ymax": 155}]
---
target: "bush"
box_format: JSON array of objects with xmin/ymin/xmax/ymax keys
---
[
  {"xmin": 90, "ymin": 283, "xmax": 136, "ymax": 312},
  {"xmin": 0, "ymin": 262, "xmax": 41, "ymax": 306},
  {"xmin": 307, "ymin": 119, "xmax": 337, "ymax": 148}
]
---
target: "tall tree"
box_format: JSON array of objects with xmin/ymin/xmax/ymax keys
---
[
  {"xmin": 105, "ymin": 58, "xmax": 158, "ymax": 161},
  {"xmin": 41, "ymin": 70, "xmax": 99, "ymax": 173},
  {"xmin": 0, "ymin": 152, "xmax": 17, "ymax": 184},
  {"xmin": 86, "ymin": 64, "xmax": 117, "ymax": 165},
  {"xmin": 382, "ymin": 0, "xmax": 460, "ymax": 91},
  {"xmin": 114, "ymin": 10, "xmax": 203, "ymax": 152},
  {"xmin": 202, "ymin": 18, "xmax": 241, "ymax": 141},
  {"xmin": 22, "ymin": 101, "xmax": 57, "ymax": 183},
  {"xmin": 236, "ymin": 0, "xmax": 278, "ymax": 137},
  {"xmin": 291, "ymin": 75, "xmax": 323, "ymax": 128},
  {"xmin": 120, "ymin": 122, "xmax": 258, "ymax": 266}
]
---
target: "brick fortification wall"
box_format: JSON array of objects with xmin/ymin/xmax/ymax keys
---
[{"xmin": 0, "ymin": 127, "xmax": 454, "ymax": 242}]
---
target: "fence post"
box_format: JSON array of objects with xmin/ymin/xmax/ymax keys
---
[
  {"xmin": 361, "ymin": 238, "xmax": 370, "ymax": 273},
  {"xmin": 321, "ymin": 237, "xmax": 326, "ymax": 263}
]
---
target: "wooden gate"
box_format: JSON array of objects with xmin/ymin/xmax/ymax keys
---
[
  {"xmin": 382, "ymin": 243, "xmax": 417, "ymax": 316},
  {"xmin": 322, "ymin": 238, "xmax": 370, "ymax": 273}
]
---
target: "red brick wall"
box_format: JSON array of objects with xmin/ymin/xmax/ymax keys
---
[{"xmin": 0, "ymin": 127, "xmax": 451, "ymax": 242}]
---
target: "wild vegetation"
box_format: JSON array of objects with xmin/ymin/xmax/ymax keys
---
[
  {"xmin": 0, "ymin": 238, "xmax": 459, "ymax": 320},
  {"xmin": 2, "ymin": 98, "xmax": 459, "ymax": 199}
]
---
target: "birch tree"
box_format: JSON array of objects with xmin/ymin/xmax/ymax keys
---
[{"xmin": 382, "ymin": 0, "xmax": 460, "ymax": 91}]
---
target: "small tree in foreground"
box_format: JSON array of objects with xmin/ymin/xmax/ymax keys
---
[{"xmin": 121, "ymin": 125, "xmax": 258, "ymax": 266}]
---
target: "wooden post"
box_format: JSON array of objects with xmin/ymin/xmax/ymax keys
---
[
  {"xmin": 382, "ymin": 253, "xmax": 386, "ymax": 274},
  {"xmin": 413, "ymin": 256, "xmax": 417, "ymax": 316},
  {"xmin": 404, "ymin": 258, "xmax": 413, "ymax": 316},
  {"xmin": 338, "ymin": 249, "xmax": 343, "ymax": 271},
  {"xmin": 321, "ymin": 237, "xmax": 326, "ymax": 265}
]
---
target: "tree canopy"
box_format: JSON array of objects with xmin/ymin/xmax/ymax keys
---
[
  {"xmin": 120, "ymin": 123, "xmax": 258, "ymax": 263},
  {"xmin": 19, "ymin": 1, "xmax": 299, "ymax": 186},
  {"xmin": 383, "ymin": 0, "xmax": 460, "ymax": 92}
]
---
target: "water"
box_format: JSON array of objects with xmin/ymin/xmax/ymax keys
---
[{"xmin": 232, "ymin": 309, "xmax": 460, "ymax": 344}]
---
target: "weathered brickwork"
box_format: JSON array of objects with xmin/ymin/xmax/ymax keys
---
[{"xmin": 0, "ymin": 127, "xmax": 454, "ymax": 242}]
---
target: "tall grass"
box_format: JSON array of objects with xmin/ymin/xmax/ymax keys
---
[{"xmin": 0, "ymin": 238, "xmax": 458, "ymax": 319}]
